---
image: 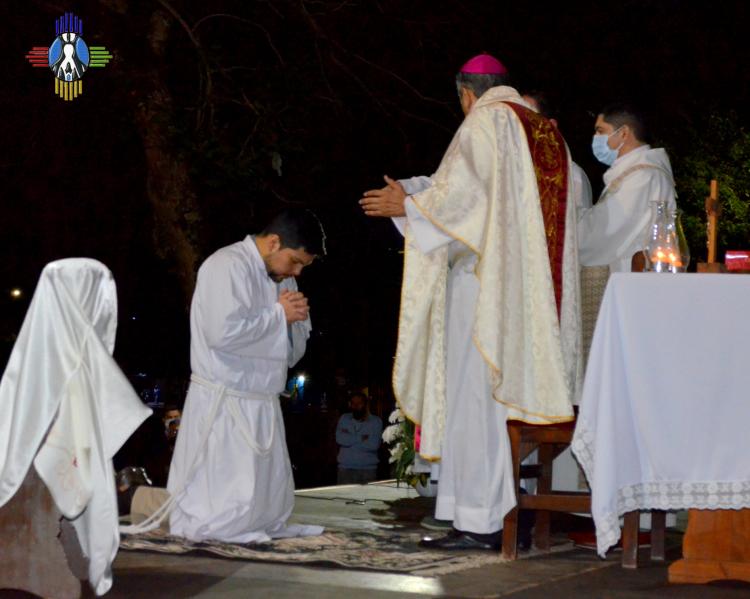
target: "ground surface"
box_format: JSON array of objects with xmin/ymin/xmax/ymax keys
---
[{"xmin": 3, "ymin": 482, "xmax": 750, "ymax": 598}]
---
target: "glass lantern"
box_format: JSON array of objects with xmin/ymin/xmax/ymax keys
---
[
  {"xmin": 644, "ymin": 200, "xmax": 680, "ymax": 273},
  {"xmin": 669, "ymin": 208, "xmax": 690, "ymax": 272}
]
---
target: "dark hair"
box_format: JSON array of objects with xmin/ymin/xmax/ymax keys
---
[
  {"xmin": 350, "ymin": 392, "xmax": 369, "ymax": 403},
  {"xmin": 260, "ymin": 208, "xmax": 326, "ymax": 256},
  {"xmin": 600, "ymin": 103, "xmax": 649, "ymax": 143},
  {"xmin": 455, "ymin": 72, "xmax": 509, "ymax": 99},
  {"xmin": 523, "ymin": 90, "xmax": 556, "ymax": 120}
]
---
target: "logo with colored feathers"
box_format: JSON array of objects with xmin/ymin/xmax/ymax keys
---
[{"xmin": 25, "ymin": 12, "xmax": 112, "ymax": 101}]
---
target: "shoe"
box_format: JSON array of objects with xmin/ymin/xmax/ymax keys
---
[
  {"xmin": 116, "ymin": 466, "xmax": 153, "ymax": 489},
  {"xmin": 419, "ymin": 529, "xmax": 501, "ymax": 551},
  {"xmin": 420, "ymin": 515, "xmax": 453, "ymax": 531},
  {"xmin": 517, "ymin": 527, "xmax": 532, "ymax": 551}
]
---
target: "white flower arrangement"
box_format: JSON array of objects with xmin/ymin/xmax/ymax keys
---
[
  {"xmin": 381, "ymin": 407, "xmax": 427, "ymax": 486},
  {"xmin": 388, "ymin": 408, "xmax": 405, "ymax": 424},
  {"xmin": 381, "ymin": 422, "xmax": 402, "ymax": 445}
]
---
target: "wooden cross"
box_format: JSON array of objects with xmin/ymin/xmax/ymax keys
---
[
  {"xmin": 697, "ymin": 179, "xmax": 727, "ymax": 273},
  {"xmin": 705, "ymin": 179, "xmax": 721, "ymax": 263}
]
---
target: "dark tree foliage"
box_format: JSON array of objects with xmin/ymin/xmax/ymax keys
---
[{"xmin": 2, "ymin": 0, "xmax": 749, "ymax": 395}]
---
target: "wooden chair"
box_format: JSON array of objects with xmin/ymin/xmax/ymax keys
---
[
  {"xmin": 502, "ymin": 417, "xmax": 666, "ymax": 568},
  {"xmin": 502, "ymin": 251, "xmax": 666, "ymax": 566}
]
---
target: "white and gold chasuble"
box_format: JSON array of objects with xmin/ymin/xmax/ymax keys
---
[{"xmin": 394, "ymin": 87, "xmax": 581, "ymax": 461}]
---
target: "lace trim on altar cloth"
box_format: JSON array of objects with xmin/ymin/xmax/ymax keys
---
[{"xmin": 572, "ymin": 418, "xmax": 750, "ymax": 556}]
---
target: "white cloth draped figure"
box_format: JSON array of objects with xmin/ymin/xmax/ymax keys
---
[
  {"xmin": 0, "ymin": 258, "xmax": 151, "ymax": 596},
  {"xmin": 392, "ymin": 87, "xmax": 581, "ymax": 534},
  {"xmin": 578, "ymin": 145, "xmax": 676, "ymax": 273},
  {"xmin": 167, "ymin": 236, "xmax": 322, "ymax": 543}
]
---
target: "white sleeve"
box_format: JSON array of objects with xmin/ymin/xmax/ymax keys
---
[
  {"xmin": 391, "ymin": 175, "xmax": 435, "ymax": 236},
  {"xmin": 572, "ymin": 162, "xmax": 593, "ymax": 211},
  {"xmin": 279, "ymin": 278, "xmax": 311, "ymax": 367},
  {"xmin": 197, "ymin": 255, "xmax": 288, "ymax": 360},
  {"xmin": 404, "ymin": 197, "xmax": 453, "ymax": 254},
  {"xmin": 400, "ymin": 175, "xmax": 434, "ymax": 195},
  {"xmin": 578, "ymin": 170, "xmax": 675, "ymax": 267}
]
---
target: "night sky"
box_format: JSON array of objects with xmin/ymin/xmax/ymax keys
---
[{"xmin": 2, "ymin": 1, "xmax": 748, "ymax": 403}]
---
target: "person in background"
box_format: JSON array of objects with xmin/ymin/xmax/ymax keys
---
[
  {"xmin": 522, "ymin": 91, "xmax": 592, "ymax": 213},
  {"xmin": 336, "ymin": 392, "xmax": 382, "ymax": 484},
  {"xmin": 162, "ymin": 404, "xmax": 181, "ymax": 446}
]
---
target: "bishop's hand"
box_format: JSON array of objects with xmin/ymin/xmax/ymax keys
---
[{"xmin": 359, "ymin": 175, "xmax": 407, "ymax": 218}]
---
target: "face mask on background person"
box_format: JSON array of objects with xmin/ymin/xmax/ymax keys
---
[{"xmin": 592, "ymin": 126, "xmax": 624, "ymax": 166}]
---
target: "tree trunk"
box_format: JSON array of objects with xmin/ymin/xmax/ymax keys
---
[
  {"xmin": 129, "ymin": 9, "xmax": 200, "ymax": 303},
  {"xmin": 94, "ymin": 0, "xmax": 202, "ymax": 304}
]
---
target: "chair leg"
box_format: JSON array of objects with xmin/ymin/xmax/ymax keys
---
[
  {"xmin": 503, "ymin": 507, "xmax": 519, "ymax": 560},
  {"xmin": 650, "ymin": 510, "xmax": 666, "ymax": 561},
  {"xmin": 502, "ymin": 425, "xmax": 522, "ymax": 560},
  {"xmin": 622, "ymin": 510, "xmax": 640, "ymax": 569},
  {"xmin": 533, "ymin": 444, "xmax": 554, "ymax": 551}
]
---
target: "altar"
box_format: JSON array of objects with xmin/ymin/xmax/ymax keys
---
[{"xmin": 571, "ymin": 273, "xmax": 750, "ymax": 581}]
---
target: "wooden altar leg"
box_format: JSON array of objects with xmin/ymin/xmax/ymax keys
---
[
  {"xmin": 622, "ymin": 511, "xmax": 640, "ymax": 569},
  {"xmin": 668, "ymin": 509, "xmax": 750, "ymax": 584},
  {"xmin": 651, "ymin": 510, "xmax": 666, "ymax": 561},
  {"xmin": 0, "ymin": 468, "xmax": 84, "ymax": 598}
]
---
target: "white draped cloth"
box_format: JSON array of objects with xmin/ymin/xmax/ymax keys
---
[
  {"xmin": 0, "ymin": 258, "xmax": 151, "ymax": 596},
  {"xmin": 392, "ymin": 87, "xmax": 581, "ymax": 533},
  {"xmin": 572, "ymin": 273, "xmax": 750, "ymax": 556},
  {"xmin": 578, "ymin": 145, "xmax": 676, "ymax": 273},
  {"xmin": 167, "ymin": 236, "xmax": 322, "ymax": 543}
]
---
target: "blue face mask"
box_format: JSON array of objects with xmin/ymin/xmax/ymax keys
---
[{"xmin": 591, "ymin": 127, "xmax": 624, "ymax": 166}]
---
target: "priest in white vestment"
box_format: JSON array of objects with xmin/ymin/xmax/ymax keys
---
[
  {"xmin": 0, "ymin": 259, "xmax": 151, "ymax": 595},
  {"xmin": 360, "ymin": 54, "xmax": 581, "ymax": 550},
  {"xmin": 167, "ymin": 209, "xmax": 326, "ymax": 543},
  {"xmin": 521, "ymin": 92, "xmax": 592, "ymax": 214},
  {"xmin": 579, "ymin": 104, "xmax": 677, "ymax": 273}
]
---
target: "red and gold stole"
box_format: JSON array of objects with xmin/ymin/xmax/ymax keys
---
[{"xmin": 504, "ymin": 102, "xmax": 568, "ymax": 314}]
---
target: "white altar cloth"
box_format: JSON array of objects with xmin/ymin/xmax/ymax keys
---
[{"xmin": 572, "ymin": 273, "xmax": 750, "ymax": 556}]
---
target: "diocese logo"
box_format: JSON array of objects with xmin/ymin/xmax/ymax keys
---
[{"xmin": 25, "ymin": 12, "xmax": 113, "ymax": 101}]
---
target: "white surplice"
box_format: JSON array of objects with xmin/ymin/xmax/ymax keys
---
[
  {"xmin": 578, "ymin": 145, "xmax": 676, "ymax": 273},
  {"xmin": 392, "ymin": 87, "xmax": 581, "ymax": 533},
  {"xmin": 167, "ymin": 236, "xmax": 321, "ymax": 543},
  {"xmin": 0, "ymin": 259, "xmax": 151, "ymax": 596},
  {"xmin": 571, "ymin": 161, "xmax": 593, "ymax": 212}
]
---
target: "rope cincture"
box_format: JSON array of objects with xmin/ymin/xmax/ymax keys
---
[{"xmin": 119, "ymin": 375, "xmax": 276, "ymax": 535}]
